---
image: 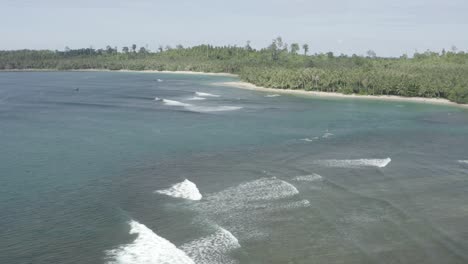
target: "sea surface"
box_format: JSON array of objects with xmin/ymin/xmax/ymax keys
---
[{"xmin": 1, "ymin": 71, "xmax": 468, "ymax": 264}]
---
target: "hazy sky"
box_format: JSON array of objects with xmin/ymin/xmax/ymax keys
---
[{"xmin": 1, "ymin": 0, "xmax": 467, "ymax": 57}]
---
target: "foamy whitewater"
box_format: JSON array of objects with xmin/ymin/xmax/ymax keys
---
[
  {"xmin": 293, "ymin": 174, "xmax": 323, "ymax": 182},
  {"xmin": 212, "ymin": 177, "xmax": 299, "ymax": 202},
  {"xmin": 106, "ymin": 220, "xmax": 194, "ymax": 264},
  {"xmin": 162, "ymin": 99, "xmax": 192, "ymax": 107},
  {"xmin": 181, "ymin": 227, "xmax": 240, "ymax": 264},
  {"xmin": 195, "ymin": 92, "xmax": 220, "ymax": 97},
  {"xmin": 265, "ymin": 94, "xmax": 280, "ymax": 98},
  {"xmin": 300, "ymin": 138, "xmax": 314, "ymax": 142},
  {"xmin": 160, "ymin": 98, "xmax": 242, "ymax": 112},
  {"xmin": 155, "ymin": 179, "xmax": 202, "ymax": 200},
  {"xmin": 187, "ymin": 96, "xmax": 206, "ymax": 101},
  {"xmin": 186, "ymin": 106, "xmax": 243, "ymax": 113},
  {"xmin": 458, "ymin": 160, "xmax": 468, "ymax": 164},
  {"xmin": 315, "ymin": 158, "xmax": 392, "ymax": 168},
  {"xmin": 192, "ymin": 177, "xmax": 307, "ymax": 240}
]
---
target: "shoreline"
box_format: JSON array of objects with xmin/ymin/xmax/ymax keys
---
[
  {"xmin": 215, "ymin": 81, "xmax": 468, "ymax": 109},
  {"xmin": 2, "ymin": 69, "xmax": 467, "ymax": 108}
]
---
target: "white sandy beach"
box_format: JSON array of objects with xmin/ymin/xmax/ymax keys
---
[{"xmin": 214, "ymin": 81, "xmax": 468, "ymax": 109}]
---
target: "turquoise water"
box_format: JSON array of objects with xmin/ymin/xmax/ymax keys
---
[{"xmin": 1, "ymin": 71, "xmax": 468, "ymax": 264}]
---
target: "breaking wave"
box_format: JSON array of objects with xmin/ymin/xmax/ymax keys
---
[
  {"xmin": 315, "ymin": 157, "xmax": 391, "ymax": 168},
  {"xmin": 300, "ymin": 138, "xmax": 314, "ymax": 142},
  {"xmin": 106, "ymin": 220, "xmax": 195, "ymax": 264},
  {"xmin": 187, "ymin": 96, "xmax": 206, "ymax": 101},
  {"xmin": 195, "ymin": 92, "xmax": 220, "ymax": 97},
  {"xmin": 155, "ymin": 179, "xmax": 202, "ymax": 201},
  {"xmin": 159, "ymin": 98, "xmax": 241, "ymax": 113},
  {"xmin": 265, "ymin": 94, "xmax": 280, "ymax": 98},
  {"xmin": 193, "ymin": 177, "xmax": 307, "ymax": 239},
  {"xmin": 186, "ymin": 106, "xmax": 243, "ymax": 113},
  {"xmin": 210, "ymin": 177, "xmax": 299, "ymax": 202},
  {"xmin": 162, "ymin": 99, "xmax": 192, "ymax": 107},
  {"xmin": 181, "ymin": 227, "xmax": 240, "ymax": 264},
  {"xmin": 458, "ymin": 160, "xmax": 468, "ymax": 164},
  {"xmin": 322, "ymin": 132, "xmax": 334, "ymax": 138},
  {"xmin": 293, "ymin": 174, "xmax": 323, "ymax": 182}
]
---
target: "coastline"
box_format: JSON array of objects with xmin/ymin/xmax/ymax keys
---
[
  {"xmin": 2, "ymin": 69, "xmax": 467, "ymax": 108},
  {"xmin": 215, "ymin": 81, "xmax": 468, "ymax": 109}
]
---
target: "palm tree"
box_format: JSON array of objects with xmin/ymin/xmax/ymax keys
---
[{"xmin": 302, "ymin": 44, "xmax": 309, "ymax": 55}]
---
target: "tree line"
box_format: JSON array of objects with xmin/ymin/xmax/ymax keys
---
[{"xmin": 1, "ymin": 37, "xmax": 467, "ymax": 103}]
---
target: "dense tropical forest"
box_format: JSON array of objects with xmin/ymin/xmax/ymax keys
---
[{"xmin": 1, "ymin": 37, "xmax": 468, "ymax": 103}]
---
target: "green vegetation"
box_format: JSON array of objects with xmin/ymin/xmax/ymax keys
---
[{"xmin": 1, "ymin": 38, "xmax": 468, "ymax": 103}]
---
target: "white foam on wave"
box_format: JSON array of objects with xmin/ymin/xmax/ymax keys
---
[
  {"xmin": 458, "ymin": 160, "xmax": 468, "ymax": 164},
  {"xmin": 187, "ymin": 96, "xmax": 206, "ymax": 101},
  {"xmin": 193, "ymin": 178, "xmax": 307, "ymax": 239},
  {"xmin": 195, "ymin": 92, "xmax": 220, "ymax": 97},
  {"xmin": 265, "ymin": 94, "xmax": 280, "ymax": 98},
  {"xmin": 293, "ymin": 174, "xmax": 323, "ymax": 182},
  {"xmin": 316, "ymin": 157, "xmax": 391, "ymax": 168},
  {"xmin": 300, "ymin": 136, "xmax": 320, "ymax": 142},
  {"xmin": 162, "ymin": 99, "xmax": 192, "ymax": 107},
  {"xmin": 157, "ymin": 79, "xmax": 163, "ymax": 82},
  {"xmin": 286, "ymin": 199, "xmax": 310, "ymax": 208},
  {"xmin": 192, "ymin": 177, "xmax": 306, "ymax": 240},
  {"xmin": 246, "ymin": 199, "xmax": 311, "ymax": 211},
  {"xmin": 181, "ymin": 227, "xmax": 240, "ymax": 264},
  {"xmin": 106, "ymin": 220, "xmax": 195, "ymax": 264},
  {"xmin": 186, "ymin": 106, "xmax": 243, "ymax": 113},
  {"xmin": 155, "ymin": 179, "xmax": 202, "ymax": 200},
  {"xmin": 322, "ymin": 132, "xmax": 334, "ymax": 138},
  {"xmin": 219, "ymin": 177, "xmax": 299, "ymax": 202},
  {"xmin": 160, "ymin": 98, "xmax": 241, "ymax": 113}
]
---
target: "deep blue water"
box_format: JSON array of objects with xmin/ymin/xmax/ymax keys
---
[{"xmin": 1, "ymin": 71, "xmax": 468, "ymax": 264}]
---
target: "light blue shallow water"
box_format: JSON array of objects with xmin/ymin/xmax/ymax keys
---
[{"xmin": 1, "ymin": 71, "xmax": 468, "ymax": 264}]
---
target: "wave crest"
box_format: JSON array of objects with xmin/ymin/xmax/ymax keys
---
[
  {"xmin": 195, "ymin": 92, "xmax": 220, "ymax": 97},
  {"xmin": 159, "ymin": 98, "xmax": 241, "ymax": 113},
  {"xmin": 293, "ymin": 174, "xmax": 323, "ymax": 182},
  {"xmin": 187, "ymin": 96, "xmax": 206, "ymax": 101},
  {"xmin": 193, "ymin": 177, "xmax": 306, "ymax": 239},
  {"xmin": 155, "ymin": 179, "xmax": 202, "ymax": 200},
  {"xmin": 316, "ymin": 157, "xmax": 391, "ymax": 168},
  {"xmin": 106, "ymin": 220, "xmax": 195, "ymax": 264},
  {"xmin": 181, "ymin": 227, "xmax": 240, "ymax": 264},
  {"xmin": 213, "ymin": 177, "xmax": 299, "ymax": 202},
  {"xmin": 186, "ymin": 106, "xmax": 243, "ymax": 113},
  {"xmin": 162, "ymin": 99, "xmax": 192, "ymax": 107}
]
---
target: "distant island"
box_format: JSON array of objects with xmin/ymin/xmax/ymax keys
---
[{"xmin": 1, "ymin": 37, "xmax": 467, "ymax": 104}]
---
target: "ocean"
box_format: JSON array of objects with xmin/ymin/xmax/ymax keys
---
[{"xmin": 1, "ymin": 71, "xmax": 467, "ymax": 264}]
